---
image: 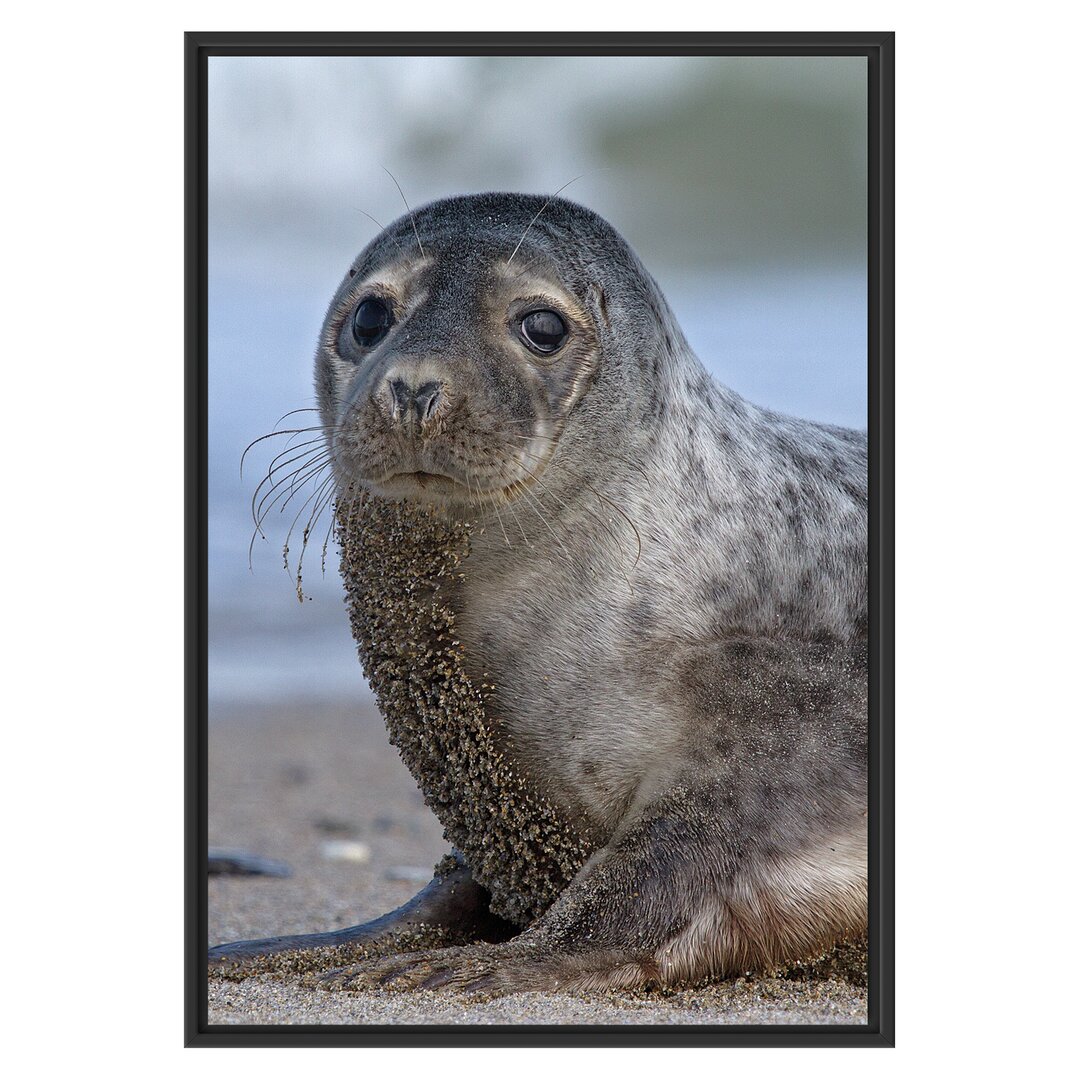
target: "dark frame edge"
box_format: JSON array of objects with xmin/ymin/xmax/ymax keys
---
[
  {"xmin": 184, "ymin": 30, "xmax": 896, "ymax": 1048},
  {"xmin": 184, "ymin": 30, "xmax": 211, "ymax": 1048},
  {"xmin": 867, "ymin": 28, "xmax": 895, "ymax": 1050},
  {"xmin": 183, "ymin": 29, "xmax": 894, "ymax": 54}
]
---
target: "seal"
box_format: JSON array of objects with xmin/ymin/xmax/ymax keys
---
[{"xmin": 209, "ymin": 193, "xmax": 868, "ymax": 995}]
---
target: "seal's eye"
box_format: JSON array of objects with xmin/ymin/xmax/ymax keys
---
[
  {"xmin": 351, "ymin": 297, "xmax": 393, "ymax": 347},
  {"xmin": 520, "ymin": 310, "xmax": 568, "ymax": 354}
]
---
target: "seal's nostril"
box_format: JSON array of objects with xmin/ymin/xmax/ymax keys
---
[
  {"xmin": 414, "ymin": 381, "xmax": 442, "ymax": 422},
  {"xmin": 387, "ymin": 378, "xmax": 411, "ymax": 419},
  {"xmin": 382, "ymin": 377, "xmax": 443, "ymax": 426}
]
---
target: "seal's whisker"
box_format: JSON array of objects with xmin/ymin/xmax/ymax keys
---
[
  {"xmin": 497, "ymin": 429, "xmax": 561, "ymax": 443},
  {"xmin": 461, "ymin": 472, "xmax": 479, "ymax": 522},
  {"xmin": 247, "ymin": 529, "xmax": 267, "ymax": 573},
  {"xmin": 257, "ymin": 438, "xmax": 330, "ymax": 486},
  {"xmin": 499, "ymin": 428, "xmax": 557, "ymax": 438},
  {"xmin": 317, "ymin": 492, "xmax": 347, "ymax": 574},
  {"xmin": 251, "ymin": 452, "xmax": 322, "ymax": 540},
  {"xmin": 354, "ymin": 207, "xmax": 388, "ymax": 232},
  {"xmin": 509, "ymin": 433, "xmax": 651, "ymax": 491},
  {"xmin": 251, "ymin": 449, "xmax": 333, "ymax": 533},
  {"xmin": 278, "ymin": 428, "xmax": 332, "ymax": 456},
  {"xmin": 354, "ymin": 208, "xmax": 409, "ymax": 261},
  {"xmin": 506, "ymin": 175, "xmax": 584, "ymax": 268},
  {"xmin": 557, "ymin": 501, "xmax": 634, "ymax": 596},
  {"xmin": 507, "ymin": 448, "xmax": 641, "ymax": 589},
  {"xmin": 273, "ymin": 406, "xmax": 322, "ymax": 427},
  {"xmin": 498, "ymin": 480, "xmax": 532, "ymax": 547},
  {"xmin": 247, "ymin": 451, "xmax": 329, "ymax": 562},
  {"xmin": 507, "ymin": 252, "xmax": 549, "ymax": 283},
  {"xmin": 343, "ymin": 484, "xmax": 369, "ymax": 538},
  {"xmin": 252, "ymin": 460, "xmax": 331, "ymax": 549},
  {"xmin": 271, "ymin": 459, "xmax": 334, "ymax": 526},
  {"xmin": 286, "ymin": 450, "xmax": 334, "ymax": 497},
  {"xmin": 493, "ymin": 462, "xmax": 576, "ymax": 568},
  {"xmin": 328, "ymin": 484, "xmax": 370, "ymax": 559},
  {"xmin": 249, "ymin": 459, "xmax": 333, "ymax": 569},
  {"xmin": 283, "ymin": 472, "xmax": 336, "ymax": 582},
  {"xmin": 263, "ymin": 438, "xmax": 332, "ymax": 488},
  {"xmin": 294, "ymin": 478, "xmax": 339, "ymax": 600},
  {"xmin": 383, "ymin": 167, "xmax": 425, "ymax": 259},
  {"xmin": 475, "ymin": 469, "xmax": 512, "ymax": 549},
  {"xmin": 319, "ymin": 494, "xmax": 342, "ymax": 575},
  {"xmin": 243, "ymin": 429, "xmax": 336, "ymax": 515},
  {"xmin": 240, "ymin": 425, "xmax": 332, "ymax": 481},
  {"xmin": 581, "ymin": 480, "xmax": 642, "ymax": 573}
]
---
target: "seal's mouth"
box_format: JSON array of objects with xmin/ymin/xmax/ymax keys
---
[
  {"xmin": 395, "ymin": 471, "xmax": 444, "ymax": 486},
  {"xmin": 334, "ymin": 417, "xmax": 560, "ymax": 510},
  {"xmin": 361, "ymin": 452, "xmax": 552, "ymax": 509},
  {"xmin": 366, "ymin": 468, "xmax": 476, "ymax": 505}
]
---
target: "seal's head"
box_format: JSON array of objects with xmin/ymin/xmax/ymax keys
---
[{"xmin": 316, "ymin": 193, "xmax": 671, "ymax": 508}]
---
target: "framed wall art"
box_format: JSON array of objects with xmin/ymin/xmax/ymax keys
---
[{"xmin": 186, "ymin": 31, "xmax": 894, "ymax": 1047}]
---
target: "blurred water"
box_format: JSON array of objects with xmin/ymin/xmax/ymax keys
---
[
  {"xmin": 208, "ymin": 55, "xmax": 867, "ymax": 276},
  {"xmin": 208, "ymin": 268, "xmax": 866, "ymax": 708}
]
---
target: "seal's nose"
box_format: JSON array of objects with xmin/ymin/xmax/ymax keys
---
[{"xmin": 384, "ymin": 377, "xmax": 444, "ymax": 428}]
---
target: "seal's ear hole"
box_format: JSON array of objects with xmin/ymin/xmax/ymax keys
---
[{"xmin": 587, "ymin": 284, "xmax": 611, "ymax": 330}]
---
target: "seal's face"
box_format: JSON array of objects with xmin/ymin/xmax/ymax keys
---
[{"xmin": 317, "ymin": 210, "xmax": 605, "ymax": 509}]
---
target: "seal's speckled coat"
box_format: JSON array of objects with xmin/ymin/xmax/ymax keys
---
[{"xmin": 210, "ymin": 193, "xmax": 868, "ymax": 994}]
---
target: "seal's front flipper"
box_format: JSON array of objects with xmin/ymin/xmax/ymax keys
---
[
  {"xmin": 207, "ymin": 855, "xmax": 517, "ymax": 977},
  {"xmin": 319, "ymin": 757, "xmax": 866, "ymax": 996},
  {"xmin": 316, "ymin": 940, "xmax": 656, "ymax": 995}
]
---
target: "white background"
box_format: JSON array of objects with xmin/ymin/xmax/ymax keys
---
[{"xmin": 4, "ymin": 1, "xmax": 1075, "ymax": 1074}]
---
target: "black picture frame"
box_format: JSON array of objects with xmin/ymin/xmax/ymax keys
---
[{"xmin": 186, "ymin": 30, "xmax": 894, "ymax": 1047}]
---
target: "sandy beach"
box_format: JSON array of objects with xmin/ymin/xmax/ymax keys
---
[{"xmin": 207, "ymin": 701, "xmax": 868, "ymax": 1027}]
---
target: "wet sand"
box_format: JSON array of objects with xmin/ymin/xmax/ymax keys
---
[{"xmin": 207, "ymin": 701, "xmax": 868, "ymax": 1027}]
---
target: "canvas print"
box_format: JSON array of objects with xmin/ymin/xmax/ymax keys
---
[{"xmin": 199, "ymin": 45, "xmax": 884, "ymax": 1034}]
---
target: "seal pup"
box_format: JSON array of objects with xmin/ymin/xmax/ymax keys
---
[{"xmin": 209, "ymin": 193, "xmax": 867, "ymax": 994}]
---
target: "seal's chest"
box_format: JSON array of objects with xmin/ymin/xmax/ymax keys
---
[{"xmin": 335, "ymin": 496, "xmax": 593, "ymax": 925}]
